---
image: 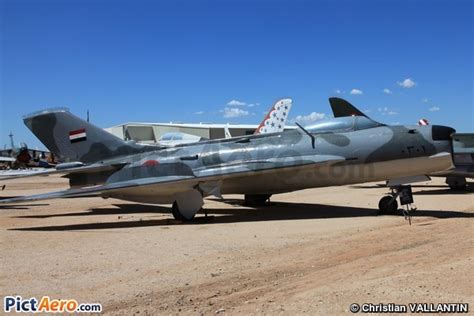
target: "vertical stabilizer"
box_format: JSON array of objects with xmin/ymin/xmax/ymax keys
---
[
  {"xmin": 23, "ymin": 108, "xmax": 149, "ymax": 163},
  {"xmin": 255, "ymin": 98, "xmax": 292, "ymax": 134}
]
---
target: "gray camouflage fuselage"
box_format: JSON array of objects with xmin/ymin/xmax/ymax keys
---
[
  {"xmin": 21, "ymin": 109, "xmax": 454, "ymax": 208},
  {"xmin": 94, "ymin": 124, "xmax": 452, "ymax": 203}
]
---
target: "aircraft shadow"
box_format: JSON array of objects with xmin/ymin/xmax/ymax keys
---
[
  {"xmin": 413, "ymin": 187, "xmax": 473, "ymax": 195},
  {"xmin": 12, "ymin": 204, "xmax": 169, "ymax": 219},
  {"xmin": 0, "ymin": 196, "xmax": 21, "ymax": 199},
  {"xmin": 8, "ymin": 201, "xmax": 474, "ymax": 232},
  {"xmin": 0, "ymin": 203, "xmax": 50, "ymax": 210},
  {"xmin": 351, "ymin": 184, "xmax": 473, "ymax": 197},
  {"xmin": 350, "ymin": 184, "xmax": 456, "ymax": 189}
]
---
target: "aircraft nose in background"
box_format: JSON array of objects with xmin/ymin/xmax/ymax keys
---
[{"xmin": 431, "ymin": 125, "xmax": 456, "ymax": 141}]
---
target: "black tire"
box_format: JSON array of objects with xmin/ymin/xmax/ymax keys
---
[
  {"xmin": 378, "ymin": 196, "xmax": 398, "ymax": 215},
  {"xmin": 171, "ymin": 201, "xmax": 185, "ymax": 220},
  {"xmin": 448, "ymin": 183, "xmax": 467, "ymax": 191},
  {"xmin": 244, "ymin": 194, "xmax": 272, "ymax": 206},
  {"xmin": 171, "ymin": 201, "xmax": 197, "ymax": 221}
]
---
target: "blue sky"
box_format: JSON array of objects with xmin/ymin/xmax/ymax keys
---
[{"xmin": 1, "ymin": 0, "xmax": 472, "ymax": 150}]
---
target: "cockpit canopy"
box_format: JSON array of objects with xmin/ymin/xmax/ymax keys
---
[{"xmin": 305, "ymin": 116, "xmax": 384, "ymax": 134}]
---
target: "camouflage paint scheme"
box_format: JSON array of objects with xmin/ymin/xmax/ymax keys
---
[{"xmin": 1, "ymin": 99, "xmax": 455, "ymax": 220}]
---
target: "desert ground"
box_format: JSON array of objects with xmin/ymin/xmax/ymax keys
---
[{"xmin": 0, "ymin": 175, "xmax": 472, "ymax": 315}]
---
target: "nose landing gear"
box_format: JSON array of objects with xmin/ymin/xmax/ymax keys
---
[
  {"xmin": 378, "ymin": 195, "xmax": 398, "ymax": 214},
  {"xmin": 378, "ymin": 185, "xmax": 416, "ymax": 224}
]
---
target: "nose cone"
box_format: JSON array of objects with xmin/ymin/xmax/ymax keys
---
[{"xmin": 432, "ymin": 125, "xmax": 456, "ymax": 141}]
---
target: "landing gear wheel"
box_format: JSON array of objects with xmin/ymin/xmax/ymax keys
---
[
  {"xmin": 244, "ymin": 194, "xmax": 272, "ymax": 206},
  {"xmin": 446, "ymin": 176, "xmax": 467, "ymax": 191},
  {"xmin": 378, "ymin": 196, "xmax": 398, "ymax": 215},
  {"xmin": 449, "ymin": 183, "xmax": 467, "ymax": 191},
  {"xmin": 171, "ymin": 201, "xmax": 184, "ymax": 220},
  {"xmin": 171, "ymin": 201, "xmax": 196, "ymax": 221},
  {"xmin": 170, "ymin": 190, "xmax": 203, "ymax": 221}
]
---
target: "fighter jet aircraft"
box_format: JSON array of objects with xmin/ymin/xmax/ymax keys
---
[
  {"xmin": 415, "ymin": 119, "xmax": 473, "ymax": 190},
  {"xmin": 0, "ymin": 98, "xmax": 455, "ymax": 221},
  {"xmin": 0, "ymin": 132, "xmax": 55, "ymax": 169},
  {"xmin": 328, "ymin": 97, "xmax": 472, "ymax": 190},
  {"xmin": 431, "ymin": 133, "xmax": 473, "ymax": 189}
]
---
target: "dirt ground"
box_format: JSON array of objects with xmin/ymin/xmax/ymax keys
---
[{"xmin": 0, "ymin": 176, "xmax": 472, "ymax": 315}]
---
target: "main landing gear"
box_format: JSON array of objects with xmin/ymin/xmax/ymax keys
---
[
  {"xmin": 446, "ymin": 176, "xmax": 468, "ymax": 191},
  {"xmin": 244, "ymin": 194, "xmax": 272, "ymax": 207},
  {"xmin": 171, "ymin": 190, "xmax": 203, "ymax": 221},
  {"xmin": 171, "ymin": 201, "xmax": 189, "ymax": 221},
  {"xmin": 378, "ymin": 185, "xmax": 416, "ymax": 224}
]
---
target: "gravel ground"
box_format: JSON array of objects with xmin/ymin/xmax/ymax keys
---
[{"xmin": 0, "ymin": 176, "xmax": 472, "ymax": 315}]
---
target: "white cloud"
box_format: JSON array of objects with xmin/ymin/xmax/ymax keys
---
[
  {"xmin": 222, "ymin": 107, "xmax": 249, "ymax": 118},
  {"xmin": 335, "ymin": 89, "xmax": 343, "ymax": 94},
  {"xmin": 378, "ymin": 107, "xmax": 398, "ymax": 115},
  {"xmin": 397, "ymin": 78, "xmax": 416, "ymax": 88},
  {"xmin": 193, "ymin": 111, "xmax": 204, "ymax": 115},
  {"xmin": 227, "ymin": 99, "xmax": 246, "ymax": 106},
  {"xmin": 350, "ymin": 89, "xmax": 363, "ymax": 95},
  {"xmin": 422, "ymin": 98, "xmax": 429, "ymax": 103},
  {"xmin": 383, "ymin": 88, "xmax": 392, "ymax": 94},
  {"xmin": 429, "ymin": 106, "xmax": 440, "ymax": 112},
  {"xmin": 294, "ymin": 112, "xmax": 326, "ymax": 125},
  {"xmin": 247, "ymin": 103, "xmax": 256, "ymax": 107}
]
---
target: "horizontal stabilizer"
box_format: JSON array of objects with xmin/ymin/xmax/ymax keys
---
[
  {"xmin": 0, "ymin": 162, "xmax": 127, "ymax": 181},
  {"xmin": 0, "ymin": 157, "xmax": 16, "ymax": 163}
]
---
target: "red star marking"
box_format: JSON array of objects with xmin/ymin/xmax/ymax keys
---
[{"xmin": 142, "ymin": 160, "xmax": 159, "ymax": 167}]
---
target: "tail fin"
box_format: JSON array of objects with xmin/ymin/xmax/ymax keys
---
[
  {"xmin": 254, "ymin": 98, "xmax": 292, "ymax": 134},
  {"xmin": 329, "ymin": 97, "xmax": 367, "ymax": 118},
  {"xmin": 418, "ymin": 118, "xmax": 430, "ymax": 126},
  {"xmin": 23, "ymin": 108, "xmax": 148, "ymax": 163}
]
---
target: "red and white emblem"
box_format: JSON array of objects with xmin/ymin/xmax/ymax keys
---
[
  {"xmin": 418, "ymin": 118, "xmax": 429, "ymax": 126},
  {"xmin": 255, "ymin": 98, "xmax": 292, "ymax": 135},
  {"xmin": 69, "ymin": 128, "xmax": 87, "ymax": 143}
]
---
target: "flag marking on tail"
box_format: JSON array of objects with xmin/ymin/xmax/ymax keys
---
[{"xmin": 69, "ymin": 128, "xmax": 87, "ymax": 143}]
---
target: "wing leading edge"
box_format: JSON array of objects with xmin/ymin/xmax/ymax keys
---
[{"xmin": 0, "ymin": 155, "xmax": 344, "ymax": 204}]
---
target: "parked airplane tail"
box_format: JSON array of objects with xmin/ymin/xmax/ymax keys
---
[
  {"xmin": 418, "ymin": 118, "xmax": 430, "ymax": 126},
  {"xmin": 328, "ymin": 97, "xmax": 367, "ymax": 118},
  {"xmin": 23, "ymin": 108, "xmax": 149, "ymax": 163},
  {"xmin": 255, "ymin": 98, "xmax": 292, "ymax": 134}
]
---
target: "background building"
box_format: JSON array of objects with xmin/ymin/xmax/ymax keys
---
[{"xmin": 105, "ymin": 122, "xmax": 260, "ymax": 143}]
